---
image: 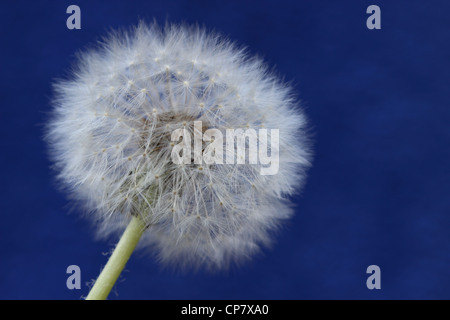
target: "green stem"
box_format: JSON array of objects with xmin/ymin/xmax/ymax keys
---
[{"xmin": 86, "ymin": 215, "xmax": 145, "ymax": 300}]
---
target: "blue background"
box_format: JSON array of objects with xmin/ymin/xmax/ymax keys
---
[{"xmin": 0, "ymin": 0, "xmax": 449, "ymax": 300}]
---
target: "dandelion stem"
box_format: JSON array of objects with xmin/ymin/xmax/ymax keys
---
[{"xmin": 86, "ymin": 216, "xmax": 145, "ymax": 300}]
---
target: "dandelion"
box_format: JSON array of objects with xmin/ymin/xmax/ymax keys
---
[{"xmin": 46, "ymin": 22, "xmax": 312, "ymax": 299}]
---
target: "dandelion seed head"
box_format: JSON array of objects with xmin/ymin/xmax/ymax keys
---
[{"xmin": 46, "ymin": 22, "xmax": 312, "ymax": 270}]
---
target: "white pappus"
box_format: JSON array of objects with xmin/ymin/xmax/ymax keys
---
[{"xmin": 46, "ymin": 22, "xmax": 312, "ymax": 270}]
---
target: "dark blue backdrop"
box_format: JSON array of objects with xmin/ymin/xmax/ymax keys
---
[{"xmin": 1, "ymin": 0, "xmax": 449, "ymax": 300}]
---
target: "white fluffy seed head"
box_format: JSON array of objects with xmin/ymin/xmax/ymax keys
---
[{"xmin": 46, "ymin": 22, "xmax": 312, "ymax": 270}]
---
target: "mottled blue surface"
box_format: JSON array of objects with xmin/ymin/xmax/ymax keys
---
[{"xmin": 0, "ymin": 0, "xmax": 449, "ymax": 299}]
